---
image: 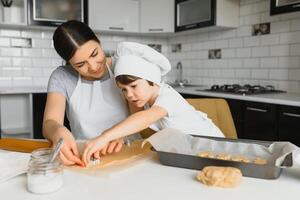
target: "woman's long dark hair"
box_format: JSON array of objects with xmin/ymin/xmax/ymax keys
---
[{"xmin": 53, "ymin": 20, "xmax": 100, "ymax": 61}]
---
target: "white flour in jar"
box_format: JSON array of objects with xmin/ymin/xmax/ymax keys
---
[{"xmin": 27, "ymin": 172, "xmax": 63, "ymax": 194}]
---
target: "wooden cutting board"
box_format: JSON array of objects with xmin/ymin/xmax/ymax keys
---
[
  {"xmin": 0, "ymin": 138, "xmax": 153, "ymax": 174},
  {"xmin": 0, "ymin": 138, "xmax": 50, "ymax": 153}
]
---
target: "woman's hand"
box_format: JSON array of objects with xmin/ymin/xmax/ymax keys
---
[{"xmin": 52, "ymin": 126, "xmax": 84, "ymax": 166}]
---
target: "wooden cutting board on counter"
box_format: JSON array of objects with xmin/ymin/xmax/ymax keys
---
[
  {"xmin": 68, "ymin": 140, "xmax": 154, "ymax": 176},
  {"xmin": 0, "ymin": 138, "xmax": 153, "ymax": 175},
  {"xmin": 0, "ymin": 138, "xmax": 50, "ymax": 153}
]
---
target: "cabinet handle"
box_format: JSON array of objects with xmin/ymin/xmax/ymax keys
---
[
  {"xmin": 109, "ymin": 27, "xmax": 124, "ymax": 30},
  {"xmin": 148, "ymin": 28, "xmax": 164, "ymax": 32},
  {"xmin": 283, "ymin": 112, "xmax": 300, "ymax": 118},
  {"xmin": 293, "ymin": 4, "xmax": 300, "ymax": 8},
  {"xmin": 246, "ymin": 107, "xmax": 267, "ymax": 112}
]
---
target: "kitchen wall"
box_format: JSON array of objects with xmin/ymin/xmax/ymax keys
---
[
  {"xmin": 0, "ymin": 0, "xmax": 300, "ymax": 94},
  {"xmin": 167, "ymin": 0, "xmax": 300, "ymax": 94},
  {"xmin": 0, "ymin": 29, "xmax": 167, "ymax": 89}
]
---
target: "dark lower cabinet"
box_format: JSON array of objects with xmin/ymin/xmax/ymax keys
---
[
  {"xmin": 278, "ymin": 105, "xmax": 300, "ymax": 146},
  {"xmin": 179, "ymin": 92, "xmax": 300, "ymax": 146},
  {"xmin": 243, "ymin": 102, "xmax": 277, "ymax": 141},
  {"xmin": 32, "ymin": 93, "xmax": 70, "ymax": 139}
]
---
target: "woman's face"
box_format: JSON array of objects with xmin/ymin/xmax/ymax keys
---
[{"xmin": 69, "ymin": 40, "xmax": 107, "ymax": 80}]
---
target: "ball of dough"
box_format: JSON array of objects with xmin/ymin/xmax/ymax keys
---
[
  {"xmin": 196, "ymin": 166, "xmax": 242, "ymax": 188},
  {"xmin": 231, "ymin": 155, "xmax": 251, "ymax": 163},
  {"xmin": 198, "ymin": 151, "xmax": 215, "ymax": 158},
  {"xmin": 253, "ymin": 157, "xmax": 267, "ymax": 165}
]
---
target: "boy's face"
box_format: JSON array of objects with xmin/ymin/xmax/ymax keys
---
[{"xmin": 117, "ymin": 79, "xmax": 155, "ymax": 108}]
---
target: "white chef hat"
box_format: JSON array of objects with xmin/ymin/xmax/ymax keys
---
[{"xmin": 114, "ymin": 42, "xmax": 171, "ymax": 84}]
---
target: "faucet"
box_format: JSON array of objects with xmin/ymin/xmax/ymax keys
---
[{"xmin": 175, "ymin": 62, "xmax": 187, "ymax": 87}]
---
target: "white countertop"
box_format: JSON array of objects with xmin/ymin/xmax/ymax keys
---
[
  {"xmin": 1, "ymin": 157, "xmax": 300, "ymax": 200},
  {"xmin": 0, "ymin": 87, "xmax": 47, "ymax": 94},
  {"xmin": 174, "ymin": 86, "xmax": 300, "ymax": 107}
]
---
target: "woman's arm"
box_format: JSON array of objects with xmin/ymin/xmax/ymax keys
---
[
  {"xmin": 82, "ymin": 105, "xmax": 167, "ymax": 165},
  {"xmin": 43, "ymin": 92, "xmax": 83, "ymax": 166}
]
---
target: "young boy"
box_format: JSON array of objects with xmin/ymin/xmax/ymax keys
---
[{"xmin": 82, "ymin": 42, "xmax": 224, "ymax": 165}]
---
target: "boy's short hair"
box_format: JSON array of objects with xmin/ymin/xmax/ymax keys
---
[{"xmin": 116, "ymin": 75, "xmax": 154, "ymax": 86}]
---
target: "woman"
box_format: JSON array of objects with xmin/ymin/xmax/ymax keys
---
[{"xmin": 43, "ymin": 20, "xmax": 129, "ymax": 166}]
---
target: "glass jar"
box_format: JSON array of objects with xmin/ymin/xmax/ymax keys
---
[{"xmin": 27, "ymin": 148, "xmax": 63, "ymax": 194}]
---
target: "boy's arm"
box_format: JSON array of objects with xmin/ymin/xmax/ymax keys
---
[{"xmin": 82, "ymin": 106, "xmax": 167, "ymax": 165}]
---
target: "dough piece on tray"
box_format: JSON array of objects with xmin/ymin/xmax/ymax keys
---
[
  {"xmin": 215, "ymin": 153, "xmax": 231, "ymax": 161},
  {"xmin": 198, "ymin": 151, "xmax": 215, "ymax": 158},
  {"xmin": 196, "ymin": 166, "xmax": 242, "ymax": 188},
  {"xmin": 253, "ymin": 157, "xmax": 267, "ymax": 165},
  {"xmin": 231, "ymin": 155, "xmax": 251, "ymax": 163}
]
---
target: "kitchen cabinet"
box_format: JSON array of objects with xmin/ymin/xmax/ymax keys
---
[
  {"xmin": 243, "ymin": 102, "xmax": 277, "ymax": 141},
  {"xmin": 180, "ymin": 93, "xmax": 300, "ymax": 146},
  {"xmin": 32, "ymin": 93, "xmax": 70, "ymax": 139},
  {"xmin": 89, "ymin": 0, "xmax": 140, "ymax": 32},
  {"xmin": 140, "ymin": 0, "xmax": 174, "ymax": 33},
  {"xmin": 278, "ymin": 105, "xmax": 300, "ymax": 146},
  {"xmin": 0, "ymin": 0, "xmax": 27, "ymax": 26}
]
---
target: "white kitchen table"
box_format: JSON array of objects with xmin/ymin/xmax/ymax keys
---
[{"xmin": 1, "ymin": 157, "xmax": 299, "ymax": 200}]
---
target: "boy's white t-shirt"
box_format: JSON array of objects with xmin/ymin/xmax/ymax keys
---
[{"xmin": 145, "ymin": 84, "xmax": 224, "ymax": 138}]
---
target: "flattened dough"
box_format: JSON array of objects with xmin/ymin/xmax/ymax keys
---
[{"xmin": 197, "ymin": 166, "xmax": 242, "ymax": 188}]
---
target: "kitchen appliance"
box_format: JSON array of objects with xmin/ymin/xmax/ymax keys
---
[
  {"xmin": 202, "ymin": 84, "xmax": 286, "ymax": 95},
  {"xmin": 175, "ymin": 0, "xmax": 216, "ymax": 32},
  {"xmin": 28, "ymin": 0, "xmax": 87, "ymax": 26},
  {"xmin": 270, "ymin": 0, "xmax": 300, "ymax": 15}
]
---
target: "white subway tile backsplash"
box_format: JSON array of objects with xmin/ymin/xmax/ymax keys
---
[
  {"xmin": 271, "ymin": 21, "xmax": 290, "ymax": 33},
  {"xmin": 260, "ymin": 57, "xmax": 278, "ymax": 68},
  {"xmin": 278, "ymin": 81, "xmax": 299, "ymax": 93},
  {"xmin": 22, "ymin": 30, "xmax": 42, "ymax": 38},
  {"xmin": 291, "ymin": 19, "xmax": 300, "ymax": 31},
  {"xmin": 33, "ymin": 77, "xmax": 49, "ymax": 87},
  {"xmin": 235, "ymin": 69, "xmax": 251, "ymax": 78},
  {"xmin": 237, "ymin": 26, "xmax": 252, "ymax": 37},
  {"xmin": 290, "ymin": 44, "xmax": 300, "ymax": 56},
  {"xmin": 270, "ymin": 45, "xmax": 290, "ymax": 56},
  {"xmin": 32, "ymin": 58, "xmax": 52, "ymax": 67},
  {"xmin": 288, "ymin": 69, "xmax": 300, "ymax": 81},
  {"xmin": 244, "ymin": 58, "xmax": 260, "ymax": 68},
  {"xmin": 244, "ymin": 14, "xmax": 261, "ymax": 25},
  {"xmin": 236, "ymin": 48, "xmax": 251, "ymax": 58},
  {"xmin": 12, "ymin": 77, "xmax": 33, "ymax": 87},
  {"xmin": 215, "ymin": 40, "xmax": 229, "ymax": 48},
  {"xmin": 278, "ymin": 56, "xmax": 300, "ymax": 68},
  {"xmin": 280, "ymin": 32, "xmax": 300, "ymax": 44},
  {"xmin": 42, "ymin": 49, "xmax": 59, "ymax": 58},
  {"xmin": 260, "ymin": 34, "xmax": 280, "ymax": 45},
  {"xmin": 23, "ymin": 68, "xmax": 43, "ymax": 77},
  {"xmin": 0, "ymin": 30, "xmax": 21, "ymax": 37},
  {"xmin": 2, "ymin": 67, "xmax": 22, "ymax": 77},
  {"xmin": 12, "ymin": 58, "xmax": 32, "ymax": 66},
  {"xmin": 1, "ymin": 47, "xmax": 22, "ymax": 57},
  {"xmin": 0, "ymin": 37, "xmax": 10, "ymax": 46},
  {"xmin": 22, "ymin": 48, "xmax": 43, "ymax": 57},
  {"xmin": 244, "ymin": 36, "xmax": 260, "ymax": 47},
  {"xmin": 32, "ymin": 39, "xmax": 52, "ymax": 48},
  {"xmin": 251, "ymin": 69, "xmax": 269, "ymax": 79},
  {"xmin": 229, "ymin": 59, "xmax": 243, "ymax": 68},
  {"xmin": 222, "ymin": 49, "xmax": 236, "ymax": 58},
  {"xmin": 269, "ymin": 69, "xmax": 289, "ymax": 80},
  {"xmin": 229, "ymin": 38, "xmax": 243, "ymax": 48},
  {"xmin": 0, "ymin": 77, "xmax": 12, "ymax": 87},
  {"xmin": 0, "ymin": 57, "xmax": 11, "ymax": 66},
  {"xmin": 251, "ymin": 47, "xmax": 269, "ymax": 57}
]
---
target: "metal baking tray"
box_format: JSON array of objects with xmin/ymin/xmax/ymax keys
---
[{"xmin": 152, "ymin": 136, "xmax": 293, "ymax": 179}]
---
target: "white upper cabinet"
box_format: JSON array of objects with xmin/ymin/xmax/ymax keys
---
[
  {"xmin": 0, "ymin": 0, "xmax": 27, "ymax": 26},
  {"xmin": 89, "ymin": 0, "xmax": 140, "ymax": 32},
  {"xmin": 140, "ymin": 0, "xmax": 174, "ymax": 33}
]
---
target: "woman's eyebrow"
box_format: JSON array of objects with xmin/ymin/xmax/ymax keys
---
[{"xmin": 74, "ymin": 47, "xmax": 98, "ymax": 66}]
